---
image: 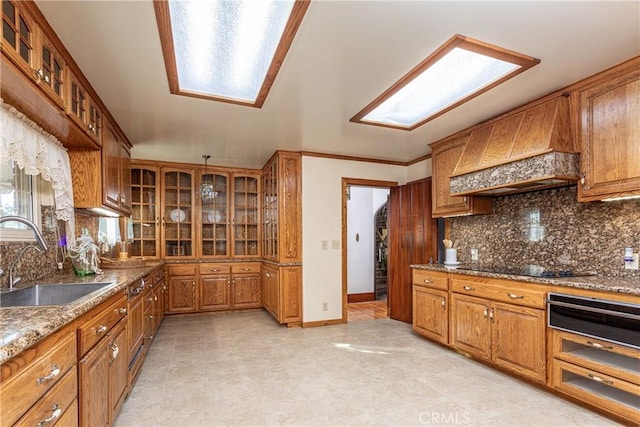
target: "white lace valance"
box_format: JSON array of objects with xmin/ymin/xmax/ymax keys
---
[{"xmin": 0, "ymin": 99, "xmax": 75, "ymax": 239}]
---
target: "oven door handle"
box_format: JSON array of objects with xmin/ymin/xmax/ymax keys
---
[{"xmin": 546, "ymin": 299, "xmax": 640, "ymax": 321}]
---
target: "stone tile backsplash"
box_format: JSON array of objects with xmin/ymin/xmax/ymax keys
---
[{"xmin": 450, "ymin": 186, "xmax": 640, "ymax": 277}]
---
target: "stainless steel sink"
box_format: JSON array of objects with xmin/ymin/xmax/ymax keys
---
[{"xmin": 0, "ymin": 282, "xmax": 114, "ymax": 307}]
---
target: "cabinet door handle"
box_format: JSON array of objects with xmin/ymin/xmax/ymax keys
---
[
  {"xmin": 441, "ymin": 298, "xmax": 446, "ymax": 308},
  {"xmin": 507, "ymin": 293, "xmax": 524, "ymax": 299},
  {"xmin": 266, "ymin": 273, "xmax": 271, "ymax": 278},
  {"xmin": 587, "ymin": 373, "xmax": 613, "ymax": 385},
  {"xmin": 463, "ymin": 286, "xmax": 475, "ymax": 291},
  {"xmin": 36, "ymin": 365, "xmax": 61, "ymax": 385},
  {"xmin": 586, "ymin": 341, "xmax": 613, "ymax": 350},
  {"xmin": 483, "ymin": 307, "xmax": 488, "ymax": 318},
  {"xmin": 489, "ymin": 308, "xmax": 494, "ymax": 321},
  {"xmin": 423, "ymin": 279, "xmax": 433, "ymax": 284},
  {"xmin": 110, "ymin": 343, "xmax": 119, "ymax": 361},
  {"xmin": 37, "ymin": 404, "xmax": 61, "ymax": 426},
  {"xmin": 242, "ymin": 268, "xmax": 251, "ymax": 271},
  {"xmin": 95, "ymin": 325, "xmax": 108, "ymax": 334},
  {"xmin": 117, "ymin": 307, "xmax": 127, "ymax": 315}
]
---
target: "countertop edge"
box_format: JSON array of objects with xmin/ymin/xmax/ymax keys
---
[
  {"xmin": 0, "ymin": 262, "xmax": 165, "ymax": 364},
  {"xmin": 410, "ymin": 264, "xmax": 640, "ymax": 296}
]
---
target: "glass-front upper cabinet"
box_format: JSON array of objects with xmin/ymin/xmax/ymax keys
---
[
  {"xmin": 1, "ymin": 0, "xmax": 35, "ymax": 77},
  {"xmin": 262, "ymin": 161, "xmax": 278, "ymax": 261},
  {"xmin": 130, "ymin": 165, "xmax": 160, "ymax": 259},
  {"xmin": 162, "ymin": 169, "xmax": 194, "ymax": 258},
  {"xmin": 233, "ymin": 174, "xmax": 259, "ymax": 257},
  {"xmin": 199, "ymin": 171, "xmax": 229, "ymax": 258}
]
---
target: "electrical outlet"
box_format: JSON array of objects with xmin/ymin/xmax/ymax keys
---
[
  {"xmin": 321, "ymin": 240, "xmax": 328, "ymax": 250},
  {"xmin": 470, "ymin": 248, "xmax": 478, "ymax": 262},
  {"xmin": 332, "ymin": 240, "xmax": 340, "ymax": 250},
  {"xmin": 624, "ymin": 253, "xmax": 639, "ymax": 270},
  {"xmin": 322, "ymin": 302, "xmax": 328, "ymax": 311}
]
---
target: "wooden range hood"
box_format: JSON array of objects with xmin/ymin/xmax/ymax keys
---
[{"xmin": 449, "ymin": 95, "xmax": 580, "ymax": 196}]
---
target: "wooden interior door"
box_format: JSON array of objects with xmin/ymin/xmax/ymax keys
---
[{"xmin": 388, "ymin": 178, "xmax": 437, "ymax": 323}]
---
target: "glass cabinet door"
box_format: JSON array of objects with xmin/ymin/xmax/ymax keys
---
[
  {"xmin": 162, "ymin": 169, "xmax": 194, "ymax": 258},
  {"xmin": 130, "ymin": 166, "xmax": 159, "ymax": 258},
  {"xmin": 262, "ymin": 162, "xmax": 278, "ymax": 260},
  {"xmin": 200, "ymin": 172, "xmax": 229, "ymax": 257},
  {"xmin": 233, "ymin": 174, "xmax": 259, "ymax": 257}
]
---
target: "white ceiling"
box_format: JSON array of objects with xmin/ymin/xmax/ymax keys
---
[{"xmin": 36, "ymin": 1, "xmax": 639, "ymax": 169}]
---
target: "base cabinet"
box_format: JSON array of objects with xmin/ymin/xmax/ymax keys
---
[
  {"xmin": 167, "ymin": 263, "xmax": 261, "ymax": 314},
  {"xmin": 412, "ymin": 270, "xmax": 450, "ymax": 345},
  {"xmin": 450, "ymin": 293, "xmax": 492, "ymax": 360},
  {"xmin": 549, "ymin": 329, "xmax": 640, "ymax": 424},
  {"xmin": 262, "ymin": 263, "xmax": 301, "ymax": 326}
]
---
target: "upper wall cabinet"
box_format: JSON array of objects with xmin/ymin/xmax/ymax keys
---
[
  {"xmin": 576, "ymin": 57, "xmax": 640, "ymax": 202},
  {"xmin": 430, "ymin": 136, "xmax": 492, "ymax": 218},
  {"xmin": 1, "ymin": 0, "xmax": 121, "ymax": 151},
  {"xmin": 68, "ymin": 118, "xmax": 132, "ymax": 216}
]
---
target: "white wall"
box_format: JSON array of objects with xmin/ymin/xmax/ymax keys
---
[
  {"xmin": 407, "ymin": 158, "xmax": 432, "ymax": 182},
  {"xmin": 302, "ymin": 156, "xmax": 407, "ymax": 323},
  {"xmin": 346, "ymin": 187, "xmax": 389, "ymax": 295}
]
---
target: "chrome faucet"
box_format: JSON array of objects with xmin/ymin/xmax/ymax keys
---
[{"xmin": 0, "ymin": 216, "xmax": 49, "ymax": 289}]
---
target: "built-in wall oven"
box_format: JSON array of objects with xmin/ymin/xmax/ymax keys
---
[{"xmin": 547, "ymin": 292, "xmax": 640, "ymax": 350}]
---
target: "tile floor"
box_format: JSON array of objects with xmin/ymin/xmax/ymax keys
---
[{"xmin": 115, "ymin": 311, "xmax": 618, "ymax": 427}]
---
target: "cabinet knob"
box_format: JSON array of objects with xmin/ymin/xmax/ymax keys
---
[
  {"xmin": 483, "ymin": 307, "xmax": 488, "ymax": 318},
  {"xmin": 266, "ymin": 273, "xmax": 271, "ymax": 278},
  {"xmin": 489, "ymin": 308, "xmax": 494, "ymax": 321},
  {"xmin": 117, "ymin": 307, "xmax": 127, "ymax": 315},
  {"xmin": 110, "ymin": 343, "xmax": 119, "ymax": 361},
  {"xmin": 441, "ymin": 298, "xmax": 446, "ymax": 308},
  {"xmin": 463, "ymin": 286, "xmax": 475, "ymax": 291},
  {"xmin": 423, "ymin": 279, "xmax": 433, "ymax": 284},
  {"xmin": 587, "ymin": 373, "xmax": 613, "ymax": 385},
  {"xmin": 507, "ymin": 293, "xmax": 524, "ymax": 299},
  {"xmin": 95, "ymin": 325, "xmax": 108, "ymax": 334},
  {"xmin": 580, "ymin": 173, "xmax": 586, "ymax": 186}
]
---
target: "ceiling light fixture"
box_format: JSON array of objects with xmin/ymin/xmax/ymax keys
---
[
  {"xmin": 200, "ymin": 154, "xmax": 215, "ymax": 203},
  {"xmin": 154, "ymin": 0, "xmax": 310, "ymax": 107},
  {"xmin": 351, "ymin": 34, "xmax": 540, "ymax": 131}
]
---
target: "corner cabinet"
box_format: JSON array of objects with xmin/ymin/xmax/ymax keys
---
[
  {"xmin": 429, "ymin": 137, "xmax": 492, "ymax": 218},
  {"xmin": 261, "ymin": 151, "xmax": 302, "ymax": 326},
  {"xmin": 68, "ymin": 117, "xmax": 132, "ymax": 216},
  {"xmin": 576, "ymin": 57, "xmax": 640, "ymax": 201}
]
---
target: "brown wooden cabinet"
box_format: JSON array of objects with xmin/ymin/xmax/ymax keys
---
[
  {"xmin": 167, "ymin": 269, "xmax": 197, "ymax": 314},
  {"xmin": 449, "ymin": 276, "xmax": 546, "ymax": 383},
  {"xmin": 127, "ymin": 278, "xmax": 145, "ymax": 388},
  {"xmin": 77, "ymin": 293, "xmax": 128, "ymax": 427},
  {"xmin": 549, "ymin": 329, "xmax": 640, "ymax": 424},
  {"xmin": 261, "ymin": 262, "xmax": 301, "ymax": 326},
  {"xmin": 429, "ymin": 136, "xmax": 493, "ymax": 217},
  {"xmin": 576, "ymin": 57, "xmax": 640, "ymax": 201},
  {"xmin": 0, "ymin": 324, "xmax": 77, "ymax": 427},
  {"xmin": 412, "ymin": 269, "xmax": 449, "ymax": 345},
  {"xmin": 130, "ymin": 164, "xmax": 161, "ymax": 259},
  {"xmin": 68, "ymin": 118, "xmax": 132, "ymax": 216},
  {"xmin": 260, "ymin": 151, "xmax": 302, "ymax": 326},
  {"xmin": 162, "ymin": 168, "xmax": 196, "ymax": 259}
]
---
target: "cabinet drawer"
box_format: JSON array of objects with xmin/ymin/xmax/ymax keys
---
[
  {"xmin": 451, "ymin": 278, "xmax": 546, "ymax": 308},
  {"xmin": 232, "ymin": 263, "xmax": 261, "ymax": 274},
  {"xmin": 153, "ymin": 269, "xmax": 165, "ymax": 284},
  {"xmin": 551, "ymin": 358, "xmax": 640, "ymax": 424},
  {"xmin": 200, "ymin": 263, "xmax": 231, "ymax": 275},
  {"xmin": 78, "ymin": 294, "xmax": 127, "ymax": 357},
  {"xmin": 0, "ymin": 327, "xmax": 76, "ymax": 426},
  {"xmin": 413, "ymin": 269, "xmax": 448, "ymax": 291},
  {"xmin": 167, "ymin": 264, "xmax": 197, "ymax": 276},
  {"xmin": 551, "ymin": 329, "xmax": 640, "ymax": 385},
  {"xmin": 16, "ymin": 366, "xmax": 78, "ymax": 427}
]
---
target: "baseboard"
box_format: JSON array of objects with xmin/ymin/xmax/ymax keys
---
[
  {"xmin": 347, "ymin": 292, "xmax": 375, "ymax": 303},
  {"xmin": 302, "ymin": 318, "xmax": 344, "ymax": 328}
]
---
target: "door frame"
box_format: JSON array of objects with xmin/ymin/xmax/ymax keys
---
[{"xmin": 341, "ymin": 178, "xmax": 398, "ymax": 323}]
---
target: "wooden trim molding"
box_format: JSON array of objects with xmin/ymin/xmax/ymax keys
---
[
  {"xmin": 301, "ymin": 151, "xmax": 407, "ymax": 166},
  {"xmin": 347, "ymin": 293, "xmax": 375, "ymax": 303},
  {"xmin": 302, "ymin": 318, "xmax": 344, "ymax": 328},
  {"xmin": 153, "ymin": 0, "xmax": 310, "ymax": 108}
]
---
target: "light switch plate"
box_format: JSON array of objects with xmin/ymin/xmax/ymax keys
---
[
  {"xmin": 470, "ymin": 248, "xmax": 478, "ymax": 261},
  {"xmin": 331, "ymin": 240, "xmax": 340, "ymax": 250},
  {"xmin": 321, "ymin": 240, "xmax": 328, "ymax": 250}
]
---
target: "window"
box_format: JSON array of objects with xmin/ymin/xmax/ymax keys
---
[
  {"xmin": 0, "ymin": 161, "xmax": 52, "ymax": 241},
  {"xmin": 154, "ymin": 0, "xmax": 310, "ymax": 107},
  {"xmin": 351, "ymin": 34, "xmax": 540, "ymax": 130}
]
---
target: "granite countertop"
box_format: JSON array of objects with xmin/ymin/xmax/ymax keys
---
[
  {"xmin": 0, "ymin": 262, "xmax": 164, "ymax": 364},
  {"xmin": 411, "ymin": 264, "xmax": 640, "ymax": 296}
]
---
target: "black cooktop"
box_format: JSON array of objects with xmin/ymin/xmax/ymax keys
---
[{"xmin": 456, "ymin": 264, "xmax": 595, "ymax": 278}]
